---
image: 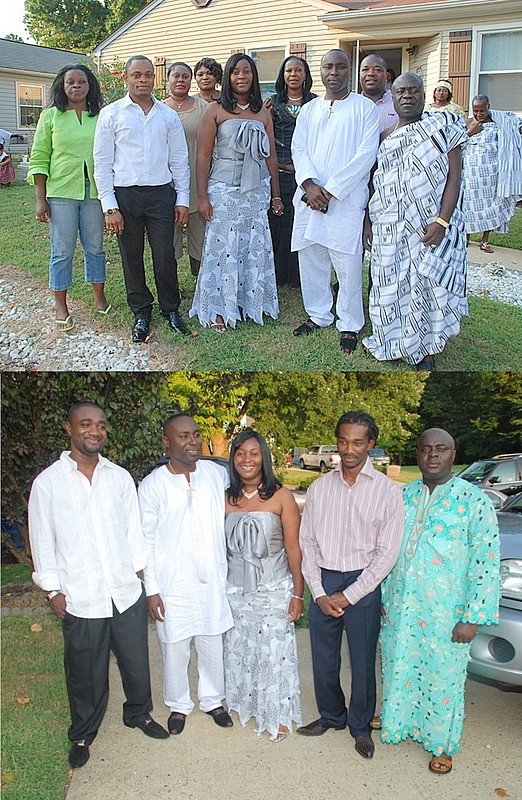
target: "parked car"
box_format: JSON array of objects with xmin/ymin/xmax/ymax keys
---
[
  {"xmin": 482, "ymin": 488, "xmax": 508, "ymax": 510},
  {"xmin": 368, "ymin": 448, "xmax": 390, "ymax": 467},
  {"xmin": 468, "ymin": 492, "xmax": 522, "ymax": 687},
  {"xmin": 457, "ymin": 453, "xmax": 522, "ymax": 497},
  {"xmin": 143, "ymin": 454, "xmax": 229, "ymax": 480},
  {"xmin": 298, "ymin": 445, "xmax": 340, "ymax": 473}
]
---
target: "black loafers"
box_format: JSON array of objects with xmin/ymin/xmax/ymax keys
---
[
  {"xmin": 297, "ymin": 718, "xmax": 346, "ymax": 736},
  {"xmin": 125, "ymin": 715, "xmax": 169, "ymax": 739},
  {"xmin": 354, "ymin": 735, "xmax": 375, "ymax": 759},
  {"xmin": 68, "ymin": 740, "xmax": 90, "ymax": 768},
  {"xmin": 132, "ymin": 317, "xmax": 150, "ymax": 343},
  {"xmin": 163, "ymin": 310, "xmax": 189, "ymax": 335}
]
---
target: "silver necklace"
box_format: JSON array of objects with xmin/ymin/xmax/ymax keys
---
[
  {"xmin": 242, "ymin": 488, "xmax": 258, "ymax": 500},
  {"xmin": 236, "ymin": 102, "xmax": 250, "ymax": 111}
]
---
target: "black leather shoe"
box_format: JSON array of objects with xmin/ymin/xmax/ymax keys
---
[
  {"xmin": 126, "ymin": 715, "xmax": 169, "ymax": 739},
  {"xmin": 355, "ymin": 736, "xmax": 375, "ymax": 759},
  {"xmin": 132, "ymin": 317, "xmax": 150, "ymax": 343},
  {"xmin": 68, "ymin": 740, "xmax": 90, "ymax": 768},
  {"xmin": 297, "ymin": 718, "xmax": 346, "ymax": 736},
  {"xmin": 163, "ymin": 310, "xmax": 189, "ymax": 335},
  {"xmin": 168, "ymin": 712, "xmax": 186, "ymax": 735}
]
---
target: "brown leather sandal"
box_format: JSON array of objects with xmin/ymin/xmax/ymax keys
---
[{"xmin": 429, "ymin": 754, "xmax": 453, "ymax": 774}]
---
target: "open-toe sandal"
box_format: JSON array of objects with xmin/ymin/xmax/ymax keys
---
[
  {"xmin": 429, "ymin": 754, "xmax": 453, "ymax": 775},
  {"xmin": 293, "ymin": 318, "xmax": 320, "ymax": 336}
]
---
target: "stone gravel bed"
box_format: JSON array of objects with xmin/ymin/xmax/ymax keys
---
[{"xmin": 1, "ymin": 259, "xmax": 521, "ymax": 371}]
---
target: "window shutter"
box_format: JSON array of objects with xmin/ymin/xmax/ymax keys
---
[
  {"xmin": 289, "ymin": 43, "xmax": 307, "ymax": 60},
  {"xmin": 448, "ymin": 31, "xmax": 471, "ymax": 113},
  {"xmin": 154, "ymin": 57, "xmax": 167, "ymax": 98}
]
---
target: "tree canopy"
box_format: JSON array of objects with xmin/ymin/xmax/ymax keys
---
[
  {"xmin": 23, "ymin": 0, "xmax": 151, "ymax": 53},
  {"xmin": 2, "ymin": 371, "xmax": 519, "ymax": 565}
]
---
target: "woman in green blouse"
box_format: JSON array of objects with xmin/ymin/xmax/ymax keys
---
[{"xmin": 29, "ymin": 64, "xmax": 111, "ymax": 331}]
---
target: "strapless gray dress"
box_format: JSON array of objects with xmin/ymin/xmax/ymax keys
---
[
  {"xmin": 189, "ymin": 118, "xmax": 279, "ymax": 329},
  {"xmin": 224, "ymin": 511, "xmax": 302, "ymax": 739}
]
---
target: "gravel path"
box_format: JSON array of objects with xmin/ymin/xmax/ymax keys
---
[
  {"xmin": 0, "ymin": 264, "xmax": 184, "ymax": 371},
  {"xmin": 1, "ymin": 259, "xmax": 521, "ymax": 371}
]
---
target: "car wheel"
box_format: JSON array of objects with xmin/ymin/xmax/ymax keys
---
[
  {"xmin": 320, "ymin": 461, "xmax": 327, "ymax": 473},
  {"xmin": 299, "ymin": 459, "xmax": 306, "ymax": 470}
]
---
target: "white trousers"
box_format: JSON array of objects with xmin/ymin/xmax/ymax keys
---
[
  {"xmin": 298, "ymin": 244, "xmax": 364, "ymax": 332},
  {"xmin": 159, "ymin": 634, "xmax": 225, "ymax": 715}
]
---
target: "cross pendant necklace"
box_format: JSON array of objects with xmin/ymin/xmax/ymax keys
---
[
  {"xmin": 327, "ymin": 92, "xmax": 349, "ymax": 118},
  {"xmin": 167, "ymin": 460, "xmax": 194, "ymax": 494}
]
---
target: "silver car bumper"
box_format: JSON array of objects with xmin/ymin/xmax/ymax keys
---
[{"xmin": 468, "ymin": 602, "xmax": 522, "ymax": 686}]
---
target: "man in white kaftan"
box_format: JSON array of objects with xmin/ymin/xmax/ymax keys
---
[
  {"xmin": 138, "ymin": 414, "xmax": 233, "ymax": 735},
  {"xmin": 291, "ymin": 49, "xmax": 379, "ymax": 354}
]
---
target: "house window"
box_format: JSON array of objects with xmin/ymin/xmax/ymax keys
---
[
  {"xmin": 248, "ymin": 47, "xmax": 286, "ymax": 98},
  {"xmin": 474, "ymin": 27, "xmax": 522, "ymax": 113},
  {"xmin": 17, "ymin": 83, "xmax": 44, "ymax": 127}
]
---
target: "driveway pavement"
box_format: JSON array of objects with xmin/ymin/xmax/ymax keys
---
[
  {"xmin": 65, "ymin": 625, "xmax": 521, "ymax": 800},
  {"xmin": 467, "ymin": 240, "xmax": 522, "ymax": 272}
]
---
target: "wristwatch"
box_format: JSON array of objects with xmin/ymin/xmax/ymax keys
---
[
  {"xmin": 46, "ymin": 590, "xmax": 61, "ymax": 602},
  {"xmin": 104, "ymin": 208, "xmax": 119, "ymax": 215}
]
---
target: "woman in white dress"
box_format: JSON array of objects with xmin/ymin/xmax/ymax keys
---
[
  {"xmin": 189, "ymin": 54, "xmax": 281, "ymax": 332},
  {"xmin": 224, "ymin": 429, "xmax": 303, "ymax": 742}
]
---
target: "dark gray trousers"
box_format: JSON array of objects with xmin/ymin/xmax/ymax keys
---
[{"xmin": 62, "ymin": 589, "xmax": 152, "ymax": 744}]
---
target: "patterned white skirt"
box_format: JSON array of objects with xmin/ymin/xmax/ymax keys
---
[
  {"xmin": 224, "ymin": 578, "xmax": 302, "ymax": 740},
  {"xmin": 189, "ymin": 176, "xmax": 279, "ymax": 328}
]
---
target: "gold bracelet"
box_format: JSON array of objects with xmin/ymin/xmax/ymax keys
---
[{"xmin": 435, "ymin": 216, "xmax": 449, "ymax": 228}]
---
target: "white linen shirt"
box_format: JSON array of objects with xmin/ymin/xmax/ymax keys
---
[
  {"xmin": 300, "ymin": 458, "xmax": 404, "ymax": 605},
  {"xmin": 28, "ymin": 451, "xmax": 147, "ymax": 618},
  {"xmin": 93, "ymin": 92, "xmax": 190, "ymax": 212}
]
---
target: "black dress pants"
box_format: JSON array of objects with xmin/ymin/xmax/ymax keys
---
[
  {"xmin": 115, "ymin": 183, "xmax": 180, "ymax": 319},
  {"xmin": 62, "ymin": 589, "xmax": 152, "ymax": 744},
  {"xmin": 309, "ymin": 568, "xmax": 381, "ymax": 738},
  {"xmin": 268, "ymin": 170, "xmax": 300, "ymax": 286}
]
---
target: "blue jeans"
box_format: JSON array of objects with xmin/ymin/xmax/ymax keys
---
[{"xmin": 48, "ymin": 181, "xmax": 105, "ymax": 291}]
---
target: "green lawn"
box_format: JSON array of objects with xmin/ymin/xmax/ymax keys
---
[
  {"xmin": 1, "ymin": 183, "xmax": 521, "ymax": 371},
  {"xmin": 1, "ymin": 564, "xmax": 32, "ymax": 586},
  {"xmin": 469, "ymin": 206, "xmax": 522, "ymax": 249},
  {"xmin": 1, "ymin": 614, "xmax": 70, "ymax": 800}
]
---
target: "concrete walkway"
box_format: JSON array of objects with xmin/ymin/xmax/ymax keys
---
[
  {"xmin": 65, "ymin": 625, "xmax": 521, "ymax": 800},
  {"xmin": 467, "ymin": 240, "xmax": 522, "ymax": 272}
]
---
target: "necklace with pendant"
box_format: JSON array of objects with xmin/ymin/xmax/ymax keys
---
[
  {"xmin": 174, "ymin": 97, "xmax": 188, "ymax": 110},
  {"xmin": 167, "ymin": 460, "xmax": 194, "ymax": 494},
  {"xmin": 286, "ymin": 98, "xmax": 302, "ymax": 116},
  {"xmin": 242, "ymin": 487, "xmax": 258, "ymax": 500},
  {"xmin": 236, "ymin": 102, "xmax": 250, "ymax": 111}
]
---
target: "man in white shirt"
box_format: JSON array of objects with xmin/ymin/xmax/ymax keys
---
[
  {"xmin": 28, "ymin": 402, "xmax": 169, "ymax": 770},
  {"xmin": 291, "ymin": 50, "xmax": 380, "ymax": 356},
  {"xmin": 359, "ymin": 54, "xmax": 399, "ymax": 133},
  {"xmin": 94, "ymin": 55, "xmax": 190, "ymax": 343},
  {"xmin": 138, "ymin": 414, "xmax": 234, "ymax": 735},
  {"xmin": 297, "ymin": 411, "xmax": 403, "ymax": 760}
]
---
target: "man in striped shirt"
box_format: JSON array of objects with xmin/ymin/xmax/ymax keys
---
[{"xmin": 297, "ymin": 411, "xmax": 403, "ymax": 759}]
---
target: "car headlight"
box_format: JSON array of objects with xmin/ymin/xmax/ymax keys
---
[{"xmin": 500, "ymin": 559, "xmax": 522, "ymax": 601}]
